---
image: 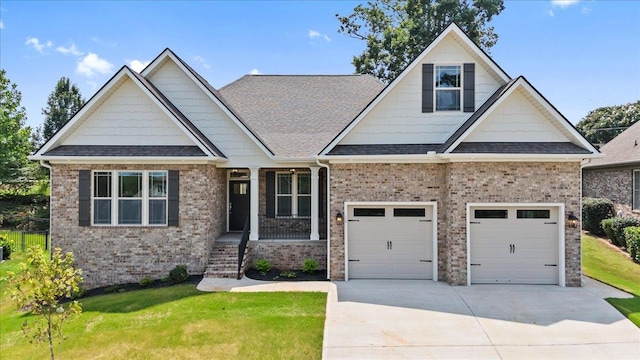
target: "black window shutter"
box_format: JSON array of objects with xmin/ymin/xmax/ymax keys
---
[
  {"xmin": 422, "ymin": 63, "xmax": 434, "ymax": 113},
  {"xmin": 168, "ymin": 170, "xmax": 179, "ymax": 226},
  {"xmin": 463, "ymin": 63, "xmax": 475, "ymax": 112},
  {"xmin": 266, "ymin": 171, "xmax": 275, "ymax": 218},
  {"xmin": 78, "ymin": 170, "xmax": 91, "ymax": 226}
]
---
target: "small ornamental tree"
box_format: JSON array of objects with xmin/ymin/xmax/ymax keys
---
[{"xmin": 7, "ymin": 246, "xmax": 83, "ymax": 360}]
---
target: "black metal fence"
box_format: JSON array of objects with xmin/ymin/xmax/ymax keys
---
[
  {"xmin": 0, "ymin": 216, "xmax": 50, "ymax": 252},
  {"xmin": 259, "ymin": 214, "xmax": 327, "ymax": 240}
]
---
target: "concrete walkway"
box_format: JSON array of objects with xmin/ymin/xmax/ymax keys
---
[{"xmin": 197, "ymin": 277, "xmax": 640, "ymax": 359}]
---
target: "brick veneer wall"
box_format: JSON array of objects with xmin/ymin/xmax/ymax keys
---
[
  {"xmin": 328, "ymin": 162, "xmax": 582, "ymax": 286},
  {"xmin": 248, "ymin": 240, "xmax": 327, "ymax": 270},
  {"xmin": 583, "ymin": 167, "xmax": 639, "ymax": 219},
  {"xmin": 50, "ymin": 164, "xmax": 226, "ymax": 289}
]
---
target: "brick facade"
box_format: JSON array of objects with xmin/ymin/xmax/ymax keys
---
[
  {"xmin": 583, "ymin": 167, "xmax": 640, "ymax": 219},
  {"xmin": 248, "ymin": 240, "xmax": 327, "ymax": 270},
  {"xmin": 329, "ymin": 162, "xmax": 582, "ymax": 286},
  {"xmin": 51, "ymin": 164, "xmax": 226, "ymax": 289}
]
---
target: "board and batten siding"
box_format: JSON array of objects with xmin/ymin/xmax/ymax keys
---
[
  {"xmin": 147, "ymin": 60, "xmax": 274, "ymax": 167},
  {"xmin": 341, "ymin": 34, "xmax": 503, "ymax": 145},
  {"xmin": 464, "ymin": 88, "xmax": 568, "ymax": 143},
  {"xmin": 63, "ymin": 78, "xmax": 195, "ymax": 146}
]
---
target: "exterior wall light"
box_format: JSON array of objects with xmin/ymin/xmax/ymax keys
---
[
  {"xmin": 567, "ymin": 212, "xmax": 579, "ymax": 228},
  {"xmin": 336, "ymin": 211, "xmax": 343, "ymax": 225}
]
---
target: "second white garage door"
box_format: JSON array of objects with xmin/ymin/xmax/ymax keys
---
[
  {"xmin": 469, "ymin": 206, "xmax": 560, "ymax": 285},
  {"xmin": 347, "ymin": 204, "xmax": 435, "ymax": 280}
]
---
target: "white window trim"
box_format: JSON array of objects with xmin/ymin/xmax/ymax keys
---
[
  {"xmin": 91, "ymin": 170, "xmax": 168, "ymax": 226},
  {"xmin": 275, "ymin": 171, "xmax": 311, "ymax": 218},
  {"xmin": 434, "ymin": 64, "xmax": 463, "ymax": 112},
  {"xmin": 634, "ymin": 169, "xmax": 640, "ymax": 211}
]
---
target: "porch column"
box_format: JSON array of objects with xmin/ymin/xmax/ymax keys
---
[
  {"xmin": 310, "ymin": 166, "xmax": 320, "ymax": 240},
  {"xmin": 249, "ymin": 167, "xmax": 259, "ymax": 241}
]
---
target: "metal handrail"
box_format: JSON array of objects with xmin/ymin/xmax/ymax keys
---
[{"xmin": 237, "ymin": 216, "xmax": 250, "ymax": 279}]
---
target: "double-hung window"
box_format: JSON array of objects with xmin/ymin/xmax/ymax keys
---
[
  {"xmin": 634, "ymin": 170, "xmax": 640, "ymax": 211},
  {"xmin": 435, "ymin": 65, "xmax": 461, "ymax": 111},
  {"xmin": 92, "ymin": 170, "xmax": 168, "ymax": 225},
  {"xmin": 276, "ymin": 172, "xmax": 311, "ymax": 217}
]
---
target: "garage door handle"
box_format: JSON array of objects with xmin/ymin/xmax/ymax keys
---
[
  {"xmin": 419, "ymin": 260, "xmax": 432, "ymax": 263},
  {"xmin": 470, "ymin": 263, "xmax": 481, "ymax": 266},
  {"xmin": 544, "ymin": 222, "xmax": 557, "ymax": 224},
  {"xmin": 348, "ymin": 219, "xmax": 359, "ymax": 222},
  {"xmin": 349, "ymin": 259, "xmax": 360, "ymax": 262},
  {"xmin": 544, "ymin": 264, "xmax": 557, "ymax": 267},
  {"xmin": 419, "ymin": 220, "xmax": 432, "ymax": 222}
]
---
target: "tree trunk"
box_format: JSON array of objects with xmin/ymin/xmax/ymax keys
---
[{"xmin": 48, "ymin": 311, "xmax": 54, "ymax": 360}]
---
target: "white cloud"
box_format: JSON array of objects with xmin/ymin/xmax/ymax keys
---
[
  {"xmin": 25, "ymin": 37, "xmax": 52, "ymax": 53},
  {"xmin": 76, "ymin": 53, "xmax": 113, "ymax": 77},
  {"xmin": 129, "ymin": 59, "xmax": 150, "ymax": 72},
  {"xmin": 193, "ymin": 55, "xmax": 210, "ymax": 69},
  {"xmin": 249, "ymin": 69, "xmax": 261, "ymax": 75},
  {"xmin": 56, "ymin": 43, "xmax": 83, "ymax": 56},
  {"xmin": 0, "ymin": 20, "xmax": 4, "ymax": 29},
  {"xmin": 551, "ymin": 0, "xmax": 579, "ymax": 8},
  {"xmin": 308, "ymin": 29, "xmax": 331, "ymax": 42}
]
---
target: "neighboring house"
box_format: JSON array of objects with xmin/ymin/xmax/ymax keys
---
[
  {"xmin": 583, "ymin": 120, "xmax": 640, "ymax": 218},
  {"xmin": 32, "ymin": 23, "xmax": 598, "ymax": 289}
]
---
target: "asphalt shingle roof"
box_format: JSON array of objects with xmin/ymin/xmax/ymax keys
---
[
  {"xmin": 583, "ymin": 120, "xmax": 640, "ymax": 168},
  {"xmin": 43, "ymin": 145, "xmax": 207, "ymax": 157},
  {"xmin": 219, "ymin": 75, "xmax": 385, "ymax": 158},
  {"xmin": 328, "ymin": 144, "xmax": 443, "ymax": 155},
  {"xmin": 451, "ymin": 142, "xmax": 592, "ymax": 154}
]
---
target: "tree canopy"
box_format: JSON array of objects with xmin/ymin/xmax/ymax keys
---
[
  {"xmin": 41, "ymin": 77, "xmax": 84, "ymax": 145},
  {"xmin": 576, "ymin": 100, "xmax": 640, "ymax": 145},
  {"xmin": 0, "ymin": 69, "xmax": 32, "ymax": 186},
  {"xmin": 337, "ymin": 0, "xmax": 505, "ymax": 83}
]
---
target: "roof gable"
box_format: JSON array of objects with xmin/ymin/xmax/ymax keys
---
[
  {"xmin": 443, "ymin": 77, "xmax": 599, "ymax": 155},
  {"xmin": 33, "ymin": 66, "xmax": 223, "ymax": 160},
  {"xmin": 584, "ymin": 120, "xmax": 640, "ymax": 168},
  {"xmin": 141, "ymin": 49, "xmax": 274, "ymax": 158},
  {"xmin": 321, "ymin": 22, "xmax": 511, "ymax": 155}
]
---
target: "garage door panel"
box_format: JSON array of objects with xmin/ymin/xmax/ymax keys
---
[
  {"xmin": 470, "ymin": 206, "xmax": 559, "ymax": 285},
  {"xmin": 348, "ymin": 205, "xmax": 434, "ymax": 279}
]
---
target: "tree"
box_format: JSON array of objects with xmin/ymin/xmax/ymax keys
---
[
  {"xmin": 576, "ymin": 100, "xmax": 640, "ymax": 145},
  {"xmin": 8, "ymin": 247, "xmax": 83, "ymax": 360},
  {"xmin": 0, "ymin": 69, "xmax": 32, "ymax": 186},
  {"xmin": 337, "ymin": 0, "xmax": 505, "ymax": 83},
  {"xmin": 41, "ymin": 77, "xmax": 84, "ymax": 144}
]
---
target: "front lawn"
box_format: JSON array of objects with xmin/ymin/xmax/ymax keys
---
[
  {"xmin": 582, "ymin": 233, "xmax": 640, "ymax": 327},
  {"xmin": 1, "ymin": 256, "xmax": 327, "ymax": 359}
]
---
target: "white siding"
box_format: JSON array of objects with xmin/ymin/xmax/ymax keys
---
[
  {"xmin": 465, "ymin": 88, "xmax": 568, "ymax": 143},
  {"xmin": 341, "ymin": 35, "xmax": 503, "ymax": 145},
  {"xmin": 147, "ymin": 60, "xmax": 273, "ymax": 167},
  {"xmin": 63, "ymin": 79, "xmax": 194, "ymax": 146}
]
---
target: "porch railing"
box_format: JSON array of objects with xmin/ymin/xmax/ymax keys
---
[
  {"xmin": 259, "ymin": 214, "xmax": 327, "ymax": 240},
  {"xmin": 237, "ymin": 216, "xmax": 250, "ymax": 279}
]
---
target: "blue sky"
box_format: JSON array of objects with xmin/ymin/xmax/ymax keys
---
[{"xmin": 1, "ymin": 0, "xmax": 639, "ymax": 130}]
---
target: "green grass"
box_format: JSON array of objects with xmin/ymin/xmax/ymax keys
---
[
  {"xmin": 582, "ymin": 233, "xmax": 640, "ymax": 327},
  {"xmin": 0, "ymin": 257, "xmax": 327, "ymax": 359}
]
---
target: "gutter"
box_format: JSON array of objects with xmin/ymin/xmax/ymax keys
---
[{"xmin": 315, "ymin": 157, "xmax": 331, "ymax": 280}]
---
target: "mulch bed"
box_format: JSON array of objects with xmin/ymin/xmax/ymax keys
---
[
  {"xmin": 244, "ymin": 268, "xmax": 328, "ymax": 281},
  {"xmin": 63, "ymin": 275, "xmax": 203, "ymax": 302}
]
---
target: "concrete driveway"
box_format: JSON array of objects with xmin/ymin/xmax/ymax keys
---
[{"xmin": 323, "ymin": 278, "xmax": 640, "ymax": 359}]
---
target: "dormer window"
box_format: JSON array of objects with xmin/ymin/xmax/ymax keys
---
[{"xmin": 435, "ymin": 65, "xmax": 461, "ymax": 111}]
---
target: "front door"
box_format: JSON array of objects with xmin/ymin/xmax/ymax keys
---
[{"xmin": 229, "ymin": 181, "xmax": 250, "ymax": 231}]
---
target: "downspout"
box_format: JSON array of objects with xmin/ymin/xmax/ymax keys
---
[
  {"xmin": 39, "ymin": 160, "xmax": 52, "ymax": 252},
  {"xmin": 316, "ymin": 158, "xmax": 331, "ymax": 280}
]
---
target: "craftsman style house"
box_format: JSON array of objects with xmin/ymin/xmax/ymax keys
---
[{"xmin": 32, "ymin": 23, "xmax": 598, "ymax": 289}]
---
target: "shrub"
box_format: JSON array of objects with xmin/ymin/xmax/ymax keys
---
[
  {"xmin": 624, "ymin": 227, "xmax": 640, "ymax": 263},
  {"xmin": 167, "ymin": 265, "xmax": 189, "ymax": 284},
  {"xmin": 0, "ymin": 235, "xmax": 14, "ymax": 260},
  {"xmin": 611, "ymin": 216, "xmax": 640, "ymax": 247},
  {"xmin": 254, "ymin": 259, "xmax": 271, "ymax": 275},
  {"xmin": 302, "ymin": 258, "xmax": 318, "ymax": 274},
  {"xmin": 139, "ymin": 276, "xmax": 153, "ymax": 287},
  {"xmin": 582, "ymin": 198, "xmax": 615, "ymax": 235},
  {"xmin": 601, "ymin": 218, "xmax": 615, "ymax": 240}
]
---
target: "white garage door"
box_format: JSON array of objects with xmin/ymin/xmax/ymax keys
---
[
  {"xmin": 469, "ymin": 206, "xmax": 559, "ymax": 284},
  {"xmin": 347, "ymin": 205, "xmax": 434, "ymax": 279}
]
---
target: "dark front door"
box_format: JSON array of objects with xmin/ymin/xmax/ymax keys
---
[{"xmin": 229, "ymin": 180, "xmax": 250, "ymax": 231}]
